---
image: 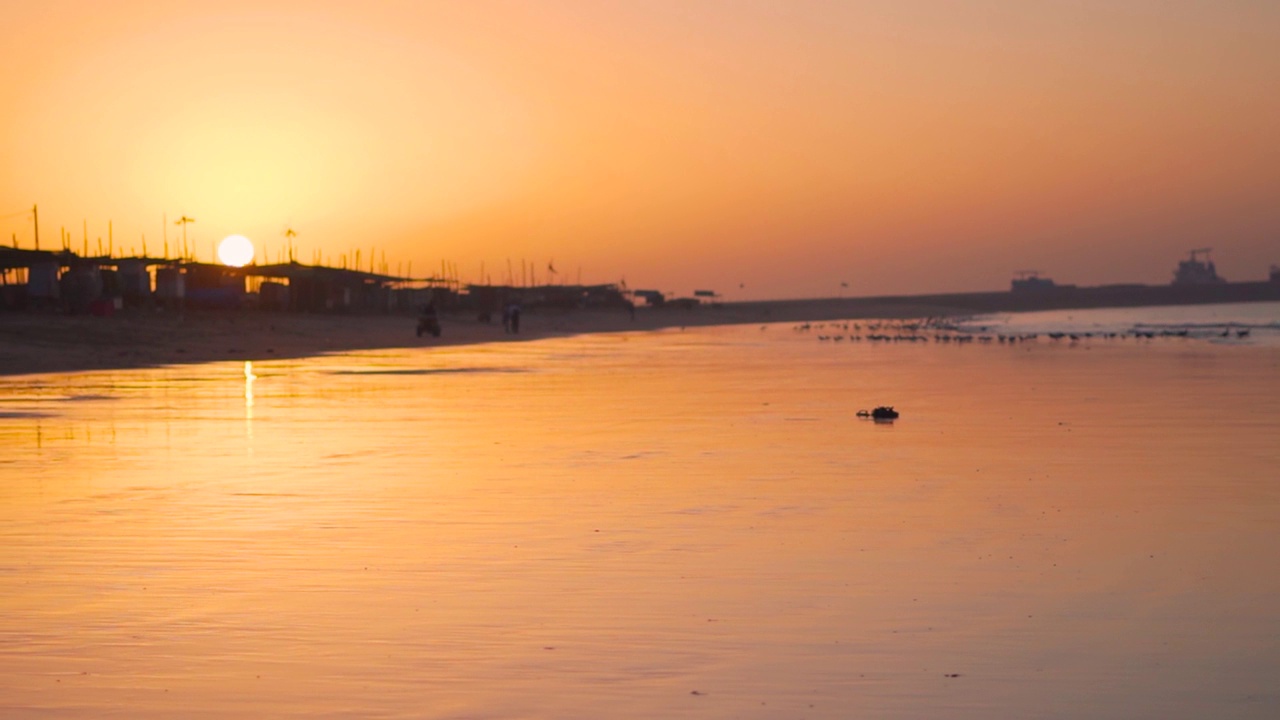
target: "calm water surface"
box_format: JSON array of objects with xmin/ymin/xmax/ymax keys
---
[{"xmin": 2, "ymin": 319, "xmax": 1279, "ymax": 719}]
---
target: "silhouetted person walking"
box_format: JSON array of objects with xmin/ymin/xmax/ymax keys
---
[{"xmin": 501, "ymin": 301, "xmax": 517, "ymax": 333}]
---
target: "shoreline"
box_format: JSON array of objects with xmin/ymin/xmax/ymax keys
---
[
  {"xmin": 0, "ymin": 299, "xmax": 966, "ymax": 378},
  {"xmin": 3, "ymin": 288, "xmax": 1276, "ymax": 377}
]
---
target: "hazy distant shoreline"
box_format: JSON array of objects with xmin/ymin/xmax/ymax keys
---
[{"xmin": 3, "ymin": 282, "xmax": 1278, "ymax": 377}]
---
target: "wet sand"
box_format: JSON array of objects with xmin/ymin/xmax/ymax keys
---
[
  {"xmin": 0, "ymin": 298, "xmax": 963, "ymax": 377},
  {"xmin": 2, "ymin": 325, "xmax": 1278, "ymax": 718}
]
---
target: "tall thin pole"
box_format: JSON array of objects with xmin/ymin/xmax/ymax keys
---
[
  {"xmin": 31, "ymin": 204, "xmax": 38, "ymax": 250},
  {"xmin": 175, "ymin": 216, "xmax": 194, "ymax": 260}
]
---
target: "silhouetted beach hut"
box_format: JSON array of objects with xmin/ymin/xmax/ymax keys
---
[
  {"xmin": 184, "ymin": 262, "xmax": 246, "ymax": 309},
  {"xmin": 465, "ymin": 283, "xmax": 629, "ymax": 312},
  {"xmin": 113, "ymin": 259, "xmax": 151, "ymax": 306},
  {"xmin": 60, "ymin": 262, "xmax": 103, "ymax": 314},
  {"xmin": 0, "ymin": 247, "xmax": 75, "ymax": 309},
  {"xmin": 244, "ymin": 262, "xmax": 407, "ymax": 313},
  {"xmin": 155, "ymin": 265, "xmax": 185, "ymax": 307},
  {"xmin": 632, "ymin": 289, "xmax": 665, "ymax": 306}
]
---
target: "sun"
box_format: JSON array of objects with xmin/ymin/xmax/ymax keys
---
[{"xmin": 217, "ymin": 235, "xmax": 255, "ymax": 267}]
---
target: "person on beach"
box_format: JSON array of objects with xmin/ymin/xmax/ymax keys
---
[
  {"xmin": 501, "ymin": 301, "xmax": 517, "ymax": 333},
  {"xmin": 417, "ymin": 301, "xmax": 440, "ymax": 338}
]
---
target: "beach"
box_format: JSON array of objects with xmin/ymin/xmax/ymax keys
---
[
  {"xmin": 0, "ymin": 298, "xmax": 966, "ymax": 377},
  {"xmin": 2, "ymin": 315, "xmax": 1278, "ymax": 719}
]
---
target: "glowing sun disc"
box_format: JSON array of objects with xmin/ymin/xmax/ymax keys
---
[{"xmin": 217, "ymin": 235, "xmax": 255, "ymax": 267}]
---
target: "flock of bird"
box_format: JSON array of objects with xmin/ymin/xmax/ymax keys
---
[{"xmin": 790, "ymin": 320, "xmax": 1253, "ymax": 344}]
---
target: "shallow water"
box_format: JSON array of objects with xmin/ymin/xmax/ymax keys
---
[
  {"xmin": 957, "ymin": 301, "xmax": 1280, "ymax": 346},
  {"xmin": 2, "ymin": 322, "xmax": 1279, "ymax": 719}
]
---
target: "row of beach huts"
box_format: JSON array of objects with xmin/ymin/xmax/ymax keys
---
[{"xmin": 0, "ymin": 247, "xmax": 635, "ymax": 316}]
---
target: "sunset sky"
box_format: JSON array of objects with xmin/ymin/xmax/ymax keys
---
[{"xmin": 2, "ymin": 0, "xmax": 1277, "ymax": 299}]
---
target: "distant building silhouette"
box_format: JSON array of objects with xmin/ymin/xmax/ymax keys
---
[{"xmin": 1173, "ymin": 248, "xmax": 1225, "ymax": 285}]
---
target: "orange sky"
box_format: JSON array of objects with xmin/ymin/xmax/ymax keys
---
[{"xmin": 2, "ymin": 0, "xmax": 1278, "ymax": 298}]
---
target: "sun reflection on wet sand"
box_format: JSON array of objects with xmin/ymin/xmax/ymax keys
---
[{"xmin": 244, "ymin": 360, "xmax": 256, "ymax": 440}]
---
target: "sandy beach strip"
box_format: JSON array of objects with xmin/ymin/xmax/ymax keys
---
[{"xmin": 0, "ymin": 298, "xmax": 966, "ymax": 377}]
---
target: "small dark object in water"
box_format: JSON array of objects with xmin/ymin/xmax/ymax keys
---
[{"xmin": 857, "ymin": 406, "xmax": 899, "ymax": 420}]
